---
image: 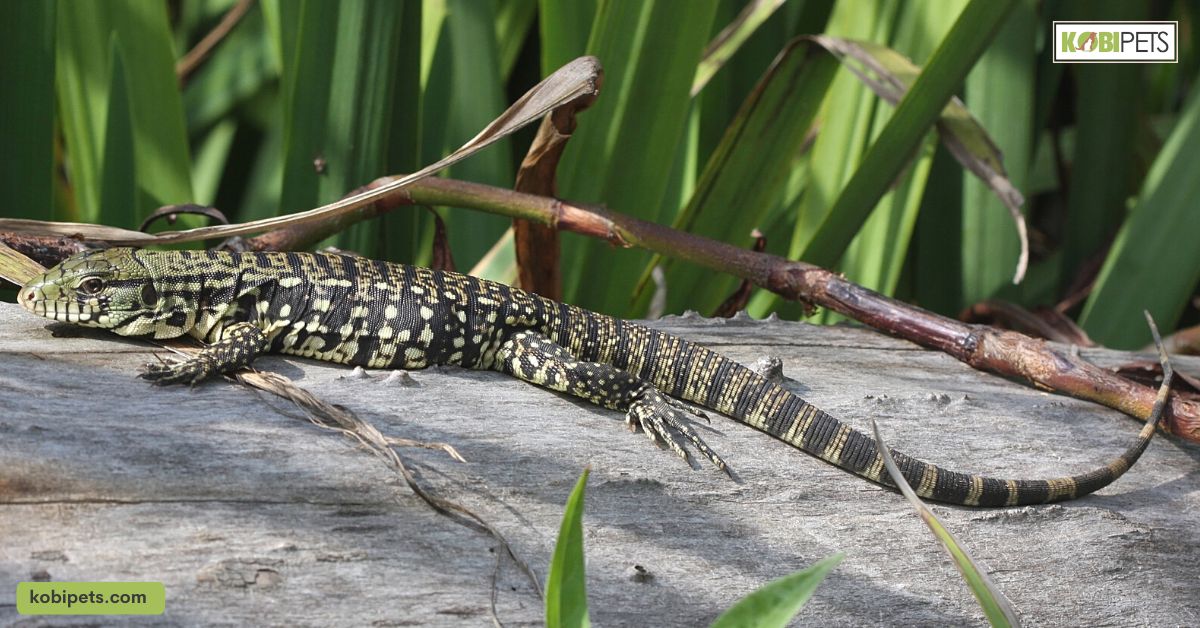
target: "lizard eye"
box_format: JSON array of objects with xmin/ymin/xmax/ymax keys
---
[
  {"xmin": 80, "ymin": 277, "xmax": 105, "ymax": 295},
  {"xmin": 141, "ymin": 282, "xmax": 159, "ymax": 306}
]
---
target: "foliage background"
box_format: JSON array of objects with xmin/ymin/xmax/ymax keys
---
[{"xmin": 2, "ymin": 0, "xmax": 1197, "ymax": 349}]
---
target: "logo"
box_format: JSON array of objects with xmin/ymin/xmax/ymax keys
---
[{"xmin": 1053, "ymin": 22, "xmax": 1177, "ymax": 63}]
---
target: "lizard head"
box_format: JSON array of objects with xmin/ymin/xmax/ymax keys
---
[{"xmin": 18, "ymin": 247, "xmax": 176, "ymax": 337}]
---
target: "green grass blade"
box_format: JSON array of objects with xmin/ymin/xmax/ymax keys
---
[
  {"xmin": 273, "ymin": 0, "xmax": 411, "ymax": 258},
  {"xmin": 545, "ymin": 468, "xmax": 591, "ymax": 628},
  {"xmin": 381, "ymin": 0, "xmax": 426, "ymax": 263},
  {"xmin": 538, "ymin": 0, "xmax": 598, "ymax": 74},
  {"xmin": 0, "ymin": 0, "xmax": 56, "ymax": 220},
  {"xmin": 1079, "ymin": 78, "xmax": 1200, "ymax": 348},
  {"xmin": 56, "ymin": 0, "xmax": 195, "ymax": 224},
  {"xmin": 557, "ymin": 0, "xmax": 719, "ymax": 314},
  {"xmin": 56, "ymin": 0, "xmax": 112, "ymax": 221},
  {"xmin": 192, "ymin": 120, "xmax": 239, "ymax": 207},
  {"xmin": 1059, "ymin": 0, "xmax": 1145, "ymax": 291},
  {"xmin": 691, "ymin": 0, "xmax": 787, "ymax": 96},
  {"xmin": 98, "ymin": 35, "xmax": 138, "ymax": 230},
  {"xmin": 800, "ymin": 0, "xmax": 1017, "ymax": 271},
  {"xmin": 709, "ymin": 553, "xmax": 843, "ymax": 628},
  {"xmin": 911, "ymin": 146, "xmax": 964, "ymax": 313},
  {"xmin": 959, "ymin": 0, "xmax": 1035, "ymax": 306},
  {"xmin": 496, "ymin": 0, "xmax": 537, "ymax": 79},
  {"xmin": 421, "ymin": 0, "xmax": 514, "ymax": 264},
  {"xmin": 761, "ymin": 0, "xmax": 899, "ymax": 319},
  {"xmin": 183, "ymin": 3, "xmax": 274, "ymax": 134},
  {"xmin": 642, "ymin": 39, "xmax": 839, "ymax": 315},
  {"xmin": 324, "ymin": 0, "xmax": 406, "ymax": 257},
  {"xmin": 871, "ymin": 420, "xmax": 1020, "ymax": 627},
  {"xmin": 824, "ymin": 2, "xmax": 966, "ymax": 318},
  {"xmin": 276, "ymin": 0, "xmax": 338, "ymax": 216}
]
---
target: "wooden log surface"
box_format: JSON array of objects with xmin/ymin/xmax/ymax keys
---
[{"xmin": 0, "ymin": 301, "xmax": 1197, "ymax": 626}]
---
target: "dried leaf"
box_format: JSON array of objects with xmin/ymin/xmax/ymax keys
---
[{"xmin": 809, "ymin": 35, "xmax": 1028, "ymax": 283}]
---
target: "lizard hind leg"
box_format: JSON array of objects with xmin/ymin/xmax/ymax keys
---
[{"xmin": 493, "ymin": 330, "xmax": 727, "ymax": 472}]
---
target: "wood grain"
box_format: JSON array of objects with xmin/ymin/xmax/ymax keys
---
[{"xmin": 1, "ymin": 303, "xmax": 1196, "ymax": 626}]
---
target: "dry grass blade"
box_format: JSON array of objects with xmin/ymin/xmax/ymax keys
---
[
  {"xmin": 871, "ymin": 416, "xmax": 1022, "ymax": 627},
  {"xmin": 232, "ymin": 367, "xmax": 542, "ymax": 595},
  {"xmin": 144, "ymin": 337, "xmax": 541, "ymax": 598},
  {"xmin": 809, "ymin": 35, "xmax": 1028, "ymax": 283},
  {"xmin": 869, "ymin": 312, "xmax": 1176, "ymax": 628},
  {"xmin": 0, "ymin": 241, "xmax": 49, "ymax": 285},
  {"xmin": 175, "ymin": 0, "xmax": 256, "ymax": 83},
  {"xmin": 382, "ymin": 436, "xmax": 467, "ymax": 463},
  {"xmin": 0, "ymin": 56, "xmax": 604, "ymax": 246}
]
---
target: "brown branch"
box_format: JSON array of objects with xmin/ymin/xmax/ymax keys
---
[
  {"xmin": 176, "ymin": 0, "xmax": 256, "ymax": 85},
  {"xmin": 0, "ymin": 233, "xmax": 89, "ymax": 270},
  {"xmin": 962, "ymin": 300, "xmax": 1095, "ymax": 346},
  {"xmin": 242, "ymin": 177, "xmax": 1199, "ymax": 442},
  {"xmin": 13, "ymin": 175, "xmax": 1198, "ymax": 442}
]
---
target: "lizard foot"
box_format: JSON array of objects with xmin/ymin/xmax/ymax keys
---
[
  {"xmin": 625, "ymin": 387, "xmax": 729, "ymax": 474},
  {"xmin": 140, "ymin": 356, "xmax": 217, "ymax": 386}
]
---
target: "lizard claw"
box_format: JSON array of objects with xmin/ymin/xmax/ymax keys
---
[{"xmin": 625, "ymin": 387, "xmax": 729, "ymax": 474}]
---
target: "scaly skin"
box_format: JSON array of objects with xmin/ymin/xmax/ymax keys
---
[{"xmin": 19, "ymin": 247, "xmax": 1159, "ymax": 506}]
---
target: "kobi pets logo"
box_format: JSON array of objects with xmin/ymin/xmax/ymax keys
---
[{"xmin": 1054, "ymin": 22, "xmax": 1178, "ymax": 63}]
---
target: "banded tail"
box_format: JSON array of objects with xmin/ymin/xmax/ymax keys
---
[{"xmin": 580, "ymin": 318, "xmax": 1158, "ymax": 507}]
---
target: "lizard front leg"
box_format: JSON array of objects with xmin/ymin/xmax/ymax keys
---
[
  {"xmin": 493, "ymin": 330, "xmax": 727, "ymax": 471},
  {"xmin": 141, "ymin": 322, "xmax": 269, "ymax": 386}
]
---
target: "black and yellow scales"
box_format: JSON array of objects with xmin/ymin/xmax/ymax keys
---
[{"xmin": 19, "ymin": 247, "xmax": 1158, "ymax": 507}]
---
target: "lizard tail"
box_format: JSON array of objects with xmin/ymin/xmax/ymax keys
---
[{"xmin": 615, "ymin": 323, "xmax": 1158, "ymax": 506}]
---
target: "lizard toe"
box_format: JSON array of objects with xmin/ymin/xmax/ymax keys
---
[{"xmin": 626, "ymin": 387, "xmax": 728, "ymax": 473}]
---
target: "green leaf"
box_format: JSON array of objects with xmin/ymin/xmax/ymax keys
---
[
  {"xmin": 380, "ymin": 0, "xmax": 426, "ymax": 263},
  {"xmin": 323, "ymin": 0, "xmax": 407, "ymax": 257},
  {"xmin": 496, "ymin": 0, "xmax": 537, "ymax": 79},
  {"xmin": 545, "ymin": 468, "xmax": 591, "ymax": 628},
  {"xmin": 538, "ymin": 0, "xmax": 598, "ymax": 74},
  {"xmin": 1079, "ymin": 78, "xmax": 1200, "ymax": 348},
  {"xmin": 959, "ymin": 0, "xmax": 1035, "ymax": 306},
  {"xmin": 183, "ymin": 3, "xmax": 275, "ymax": 134},
  {"xmin": 56, "ymin": 0, "xmax": 194, "ymax": 223},
  {"xmin": 273, "ymin": 0, "xmax": 414, "ymax": 259},
  {"xmin": 1059, "ymin": 0, "xmax": 1145, "ymax": 291},
  {"xmin": 0, "ymin": 0, "xmax": 56, "ymax": 220},
  {"xmin": 420, "ymin": 0, "xmax": 514, "ymax": 263},
  {"xmin": 98, "ymin": 34, "xmax": 138, "ymax": 230},
  {"xmin": 820, "ymin": 2, "xmax": 967, "ymax": 319},
  {"xmin": 754, "ymin": 0, "xmax": 902, "ymax": 320},
  {"xmin": 870, "ymin": 420, "xmax": 1019, "ymax": 627},
  {"xmin": 800, "ymin": 0, "xmax": 1017, "ymax": 271},
  {"xmin": 709, "ymin": 553, "xmax": 843, "ymax": 628},
  {"xmin": 192, "ymin": 120, "xmax": 239, "ymax": 207},
  {"xmin": 557, "ymin": 0, "xmax": 719, "ymax": 314},
  {"xmin": 691, "ymin": 0, "xmax": 787, "ymax": 96},
  {"xmin": 276, "ymin": 0, "xmax": 338, "ymax": 216},
  {"xmin": 639, "ymin": 38, "xmax": 840, "ymax": 315}
]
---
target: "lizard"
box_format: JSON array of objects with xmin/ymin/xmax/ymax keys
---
[{"xmin": 17, "ymin": 246, "xmax": 1160, "ymax": 507}]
